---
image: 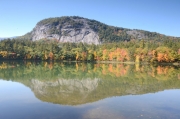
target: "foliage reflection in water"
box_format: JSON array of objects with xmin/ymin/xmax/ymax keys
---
[{"xmin": 0, "ymin": 61, "xmax": 180, "ymax": 119}]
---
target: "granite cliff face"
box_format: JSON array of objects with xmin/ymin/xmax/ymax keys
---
[{"xmin": 30, "ymin": 17, "xmax": 100, "ymax": 44}]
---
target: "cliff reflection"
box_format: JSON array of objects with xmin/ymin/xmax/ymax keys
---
[{"xmin": 0, "ymin": 61, "xmax": 180, "ymax": 105}]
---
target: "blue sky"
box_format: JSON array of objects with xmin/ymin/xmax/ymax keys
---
[{"xmin": 0, "ymin": 0, "xmax": 180, "ymax": 37}]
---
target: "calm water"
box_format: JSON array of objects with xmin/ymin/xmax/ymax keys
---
[{"xmin": 0, "ymin": 61, "xmax": 180, "ymax": 119}]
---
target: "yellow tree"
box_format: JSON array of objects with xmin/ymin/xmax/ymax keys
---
[{"xmin": 156, "ymin": 47, "xmax": 178, "ymax": 62}]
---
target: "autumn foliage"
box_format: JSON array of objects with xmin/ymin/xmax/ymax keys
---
[{"xmin": 0, "ymin": 39, "xmax": 179, "ymax": 63}]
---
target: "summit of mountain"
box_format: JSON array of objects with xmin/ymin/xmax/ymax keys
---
[{"xmin": 21, "ymin": 16, "xmax": 179, "ymax": 44}]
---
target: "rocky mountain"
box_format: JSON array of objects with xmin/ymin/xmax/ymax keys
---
[
  {"xmin": 21, "ymin": 16, "xmax": 179, "ymax": 44},
  {"xmin": 22, "ymin": 16, "xmax": 101, "ymax": 44}
]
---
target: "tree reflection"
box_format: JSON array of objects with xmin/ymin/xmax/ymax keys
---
[{"xmin": 0, "ymin": 61, "xmax": 180, "ymax": 105}]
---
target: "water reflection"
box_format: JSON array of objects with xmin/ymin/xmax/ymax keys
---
[{"xmin": 0, "ymin": 61, "xmax": 180, "ymax": 105}]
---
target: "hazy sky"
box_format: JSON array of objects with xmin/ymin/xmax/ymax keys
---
[{"xmin": 0, "ymin": 0, "xmax": 179, "ymax": 37}]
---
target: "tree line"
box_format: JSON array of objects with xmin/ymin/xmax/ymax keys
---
[{"xmin": 0, "ymin": 38, "xmax": 180, "ymax": 63}]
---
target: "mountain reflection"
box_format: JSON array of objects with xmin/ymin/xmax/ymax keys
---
[{"xmin": 0, "ymin": 61, "xmax": 180, "ymax": 105}]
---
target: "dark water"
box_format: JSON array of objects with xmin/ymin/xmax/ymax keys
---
[{"xmin": 0, "ymin": 61, "xmax": 180, "ymax": 119}]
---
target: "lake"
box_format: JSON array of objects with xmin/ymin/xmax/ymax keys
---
[{"xmin": 0, "ymin": 61, "xmax": 180, "ymax": 119}]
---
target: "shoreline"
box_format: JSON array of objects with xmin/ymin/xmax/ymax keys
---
[{"xmin": 0, "ymin": 59, "xmax": 179, "ymax": 66}]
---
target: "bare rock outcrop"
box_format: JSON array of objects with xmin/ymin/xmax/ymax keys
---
[{"xmin": 31, "ymin": 17, "xmax": 100, "ymax": 45}]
